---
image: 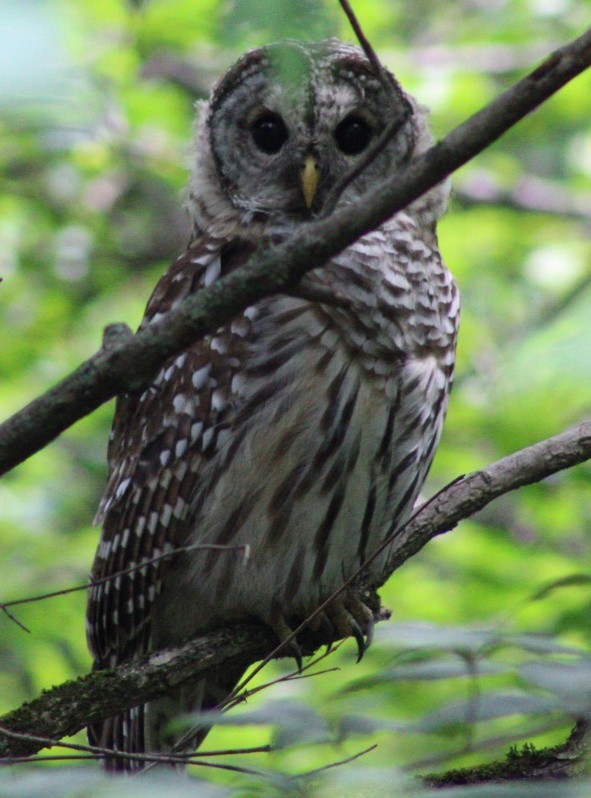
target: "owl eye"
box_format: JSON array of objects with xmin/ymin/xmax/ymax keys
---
[
  {"xmin": 334, "ymin": 115, "xmax": 373, "ymax": 155},
  {"xmin": 251, "ymin": 113, "xmax": 289, "ymax": 154}
]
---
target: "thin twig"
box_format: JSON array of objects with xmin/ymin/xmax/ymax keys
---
[
  {"xmin": 170, "ymin": 642, "xmax": 341, "ymax": 756},
  {"xmin": 0, "ymin": 606, "xmax": 30, "ymax": 634},
  {"xmin": 1, "ymin": 542, "xmax": 249, "ymax": 613},
  {"xmin": 2, "ymin": 755, "xmax": 98, "ymax": 764},
  {"xmin": 320, "ymin": 113, "xmax": 413, "ymax": 217},
  {"xmin": 321, "ymin": 0, "xmax": 413, "ymax": 216},
  {"xmin": 0, "ymin": 724, "xmax": 265, "ymax": 774},
  {"xmin": 298, "ymin": 743, "xmax": 378, "ymax": 778},
  {"xmin": 337, "ymin": 0, "xmax": 393, "ymax": 94}
]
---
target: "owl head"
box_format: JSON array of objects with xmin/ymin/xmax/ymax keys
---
[{"xmin": 188, "ymin": 38, "xmax": 444, "ymax": 233}]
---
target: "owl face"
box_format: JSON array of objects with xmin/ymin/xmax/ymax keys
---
[{"xmin": 199, "ymin": 39, "xmax": 422, "ymax": 221}]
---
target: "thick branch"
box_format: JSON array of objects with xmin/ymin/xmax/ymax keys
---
[
  {"xmin": 1, "ymin": 420, "xmax": 590, "ymax": 759},
  {"xmin": 1, "ymin": 27, "xmax": 589, "ymax": 477}
]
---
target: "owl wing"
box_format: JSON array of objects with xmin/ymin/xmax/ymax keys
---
[{"xmin": 87, "ymin": 233, "xmax": 257, "ymax": 668}]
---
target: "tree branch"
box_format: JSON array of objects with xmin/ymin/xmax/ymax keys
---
[
  {"xmin": 1, "ymin": 420, "xmax": 590, "ymax": 759},
  {"xmin": 1, "ymin": 27, "xmax": 589, "ymax": 477}
]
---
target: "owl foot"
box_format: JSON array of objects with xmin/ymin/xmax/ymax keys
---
[
  {"xmin": 269, "ymin": 592, "xmax": 377, "ymax": 671},
  {"xmin": 317, "ymin": 591, "xmax": 376, "ymax": 662}
]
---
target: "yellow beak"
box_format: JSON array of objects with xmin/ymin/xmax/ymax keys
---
[{"xmin": 301, "ymin": 155, "xmax": 319, "ymax": 208}]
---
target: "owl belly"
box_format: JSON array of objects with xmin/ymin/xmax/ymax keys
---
[{"xmin": 153, "ymin": 341, "xmax": 448, "ymax": 646}]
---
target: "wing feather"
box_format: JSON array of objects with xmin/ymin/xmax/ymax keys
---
[{"xmin": 87, "ymin": 235, "xmax": 257, "ymax": 667}]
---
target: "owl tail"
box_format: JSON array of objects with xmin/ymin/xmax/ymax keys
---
[
  {"xmin": 88, "ymin": 705, "xmax": 147, "ymax": 772},
  {"xmin": 88, "ymin": 670, "xmax": 244, "ymax": 771}
]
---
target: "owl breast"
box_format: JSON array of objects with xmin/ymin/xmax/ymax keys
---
[{"xmin": 151, "ymin": 214, "xmax": 458, "ymax": 648}]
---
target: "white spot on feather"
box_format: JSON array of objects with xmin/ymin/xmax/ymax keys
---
[
  {"xmin": 98, "ymin": 540, "xmax": 111, "ymax": 559},
  {"xmin": 211, "ymin": 337, "xmax": 227, "ymax": 354},
  {"xmin": 115, "ymin": 477, "xmax": 131, "ymax": 499},
  {"xmin": 201, "ymin": 427, "xmax": 214, "ymax": 451},
  {"xmin": 160, "ymin": 504, "xmax": 173, "ymax": 528},
  {"xmin": 173, "ymin": 394, "xmax": 187, "ymax": 413},
  {"xmin": 173, "ymin": 497, "xmax": 186, "ymax": 518},
  {"xmin": 231, "ymin": 373, "xmax": 247, "ymax": 394},
  {"xmin": 190, "ymin": 421, "xmax": 203, "ymax": 443},
  {"xmin": 211, "ymin": 390, "xmax": 227, "ymax": 412},
  {"xmin": 203, "ymin": 257, "xmax": 221, "ymax": 286},
  {"xmin": 192, "ymin": 364, "xmax": 211, "ymax": 390}
]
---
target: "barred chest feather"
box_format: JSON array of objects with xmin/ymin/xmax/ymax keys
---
[{"xmin": 145, "ymin": 212, "xmax": 459, "ymax": 647}]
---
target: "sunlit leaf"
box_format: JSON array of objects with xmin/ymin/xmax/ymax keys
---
[
  {"xmin": 175, "ymin": 700, "xmax": 331, "ymax": 748},
  {"xmin": 415, "ymin": 691, "xmax": 561, "ymax": 732},
  {"xmin": 374, "ymin": 622, "xmax": 500, "ymax": 654},
  {"xmin": 529, "ymin": 574, "xmax": 591, "ymax": 602},
  {"xmin": 341, "ymin": 656, "xmax": 505, "ymax": 693},
  {"xmin": 520, "ymin": 658, "xmax": 591, "ymax": 714}
]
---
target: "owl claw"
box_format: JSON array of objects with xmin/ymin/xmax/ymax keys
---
[
  {"xmin": 323, "ymin": 591, "xmax": 376, "ymax": 661},
  {"xmin": 309, "ymin": 611, "xmax": 337, "ymax": 654},
  {"xmin": 287, "ymin": 640, "xmax": 304, "ymax": 673},
  {"xmin": 269, "ymin": 592, "xmax": 376, "ymax": 670},
  {"xmin": 320, "ymin": 613, "xmax": 336, "ymax": 654},
  {"xmin": 269, "ymin": 614, "xmax": 303, "ymax": 672},
  {"xmin": 351, "ymin": 620, "xmax": 367, "ymax": 663}
]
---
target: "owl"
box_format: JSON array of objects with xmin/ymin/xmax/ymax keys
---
[{"xmin": 87, "ymin": 38, "xmax": 459, "ymax": 769}]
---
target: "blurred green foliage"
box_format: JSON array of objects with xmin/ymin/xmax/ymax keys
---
[{"xmin": 1, "ymin": 0, "xmax": 590, "ymax": 794}]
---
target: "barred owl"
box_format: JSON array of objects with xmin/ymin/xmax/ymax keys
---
[{"xmin": 87, "ymin": 38, "xmax": 459, "ymax": 769}]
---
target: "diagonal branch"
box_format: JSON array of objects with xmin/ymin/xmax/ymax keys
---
[
  {"xmin": 1, "ymin": 420, "xmax": 590, "ymax": 759},
  {"xmin": 0, "ymin": 27, "xmax": 590, "ymax": 477}
]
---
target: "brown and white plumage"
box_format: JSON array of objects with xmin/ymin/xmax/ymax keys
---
[{"xmin": 87, "ymin": 38, "xmax": 459, "ymax": 769}]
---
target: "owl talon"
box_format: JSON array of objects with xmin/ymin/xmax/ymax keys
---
[
  {"xmin": 320, "ymin": 613, "xmax": 336, "ymax": 654},
  {"xmin": 309, "ymin": 610, "xmax": 337, "ymax": 653},
  {"xmin": 345, "ymin": 593, "xmax": 376, "ymax": 651},
  {"xmin": 269, "ymin": 614, "xmax": 303, "ymax": 672},
  {"xmin": 324, "ymin": 592, "xmax": 376, "ymax": 661},
  {"xmin": 351, "ymin": 619, "xmax": 367, "ymax": 663},
  {"xmin": 286, "ymin": 640, "xmax": 304, "ymax": 673}
]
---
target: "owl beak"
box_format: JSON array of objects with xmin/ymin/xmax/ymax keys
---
[{"xmin": 301, "ymin": 155, "xmax": 319, "ymax": 208}]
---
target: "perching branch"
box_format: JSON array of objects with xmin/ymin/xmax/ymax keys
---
[
  {"xmin": 0, "ymin": 26, "xmax": 590, "ymax": 477},
  {"xmin": 1, "ymin": 420, "xmax": 590, "ymax": 759}
]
